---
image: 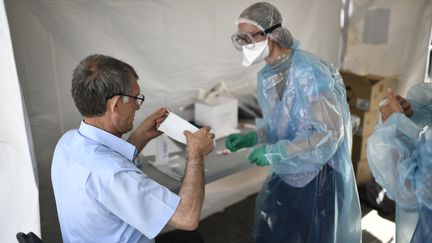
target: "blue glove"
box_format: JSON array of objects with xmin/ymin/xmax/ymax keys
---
[{"xmin": 247, "ymin": 146, "xmax": 269, "ymax": 166}]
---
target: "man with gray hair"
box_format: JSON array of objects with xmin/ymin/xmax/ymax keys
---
[{"xmin": 51, "ymin": 54, "xmax": 214, "ymax": 243}]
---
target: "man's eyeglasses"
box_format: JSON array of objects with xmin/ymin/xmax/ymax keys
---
[
  {"xmin": 231, "ymin": 23, "xmax": 281, "ymax": 51},
  {"xmin": 111, "ymin": 93, "xmax": 145, "ymax": 106}
]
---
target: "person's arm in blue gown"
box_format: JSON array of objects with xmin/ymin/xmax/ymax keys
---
[
  {"xmin": 415, "ymin": 130, "xmax": 432, "ymax": 209},
  {"xmin": 367, "ymin": 84, "xmax": 432, "ymax": 209},
  {"xmin": 261, "ymin": 61, "xmax": 348, "ymax": 175}
]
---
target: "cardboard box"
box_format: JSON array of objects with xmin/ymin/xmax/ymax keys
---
[
  {"xmin": 194, "ymin": 96, "xmax": 238, "ymax": 137},
  {"xmin": 350, "ymin": 108, "xmax": 379, "ymax": 137},
  {"xmin": 351, "ymin": 135, "xmax": 369, "ymax": 163},
  {"xmin": 354, "ymin": 159, "xmax": 372, "ymax": 184},
  {"xmin": 340, "ymin": 70, "xmax": 397, "ymax": 111}
]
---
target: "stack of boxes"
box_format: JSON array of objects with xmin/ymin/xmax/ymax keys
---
[{"xmin": 340, "ymin": 71, "xmax": 398, "ymax": 184}]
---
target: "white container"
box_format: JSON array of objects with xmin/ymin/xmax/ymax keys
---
[{"xmin": 194, "ymin": 96, "xmax": 238, "ymax": 138}]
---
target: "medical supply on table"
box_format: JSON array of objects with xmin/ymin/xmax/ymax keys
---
[
  {"xmin": 149, "ymin": 155, "xmax": 186, "ymax": 181},
  {"xmin": 149, "ymin": 154, "xmax": 210, "ymax": 181},
  {"xmin": 195, "ymin": 96, "xmax": 239, "ymax": 139}
]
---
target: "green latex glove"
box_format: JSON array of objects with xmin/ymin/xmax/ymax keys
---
[
  {"xmin": 247, "ymin": 146, "xmax": 269, "ymax": 166},
  {"xmin": 225, "ymin": 131, "xmax": 258, "ymax": 152}
]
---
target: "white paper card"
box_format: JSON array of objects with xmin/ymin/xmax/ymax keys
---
[{"xmin": 157, "ymin": 112, "xmax": 199, "ymax": 144}]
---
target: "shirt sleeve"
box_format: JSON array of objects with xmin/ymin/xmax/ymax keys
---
[
  {"xmin": 101, "ymin": 169, "xmax": 180, "ymax": 239},
  {"xmin": 367, "ymin": 112, "xmax": 420, "ymax": 209},
  {"xmin": 415, "ymin": 132, "xmax": 432, "ymax": 209},
  {"xmin": 263, "ymin": 62, "xmax": 346, "ymax": 175}
]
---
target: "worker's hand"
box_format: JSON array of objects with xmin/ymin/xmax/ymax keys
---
[
  {"xmin": 184, "ymin": 127, "xmax": 215, "ymax": 159},
  {"xmin": 225, "ymin": 131, "xmax": 258, "ymax": 152},
  {"xmin": 380, "ymin": 89, "xmax": 404, "ymax": 122},
  {"xmin": 395, "ymin": 94, "xmax": 414, "ymax": 117},
  {"xmin": 247, "ymin": 146, "xmax": 269, "ymax": 167}
]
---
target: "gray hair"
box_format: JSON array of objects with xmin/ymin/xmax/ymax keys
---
[
  {"xmin": 71, "ymin": 54, "xmax": 138, "ymax": 117},
  {"xmin": 238, "ymin": 2, "xmax": 293, "ymax": 49}
]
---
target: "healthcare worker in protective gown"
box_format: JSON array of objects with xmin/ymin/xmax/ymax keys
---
[
  {"xmin": 225, "ymin": 2, "xmax": 361, "ymax": 243},
  {"xmin": 367, "ymin": 83, "xmax": 432, "ymax": 243}
]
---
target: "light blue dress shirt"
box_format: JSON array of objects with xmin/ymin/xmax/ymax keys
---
[{"xmin": 52, "ymin": 121, "xmax": 180, "ymax": 243}]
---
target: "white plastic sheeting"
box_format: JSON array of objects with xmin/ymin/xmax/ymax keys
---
[
  {"xmin": 5, "ymin": 0, "xmax": 342, "ymax": 167},
  {"xmin": 4, "ymin": 0, "xmax": 340, "ymax": 241},
  {"xmin": 0, "ymin": 1, "xmax": 40, "ymax": 242},
  {"xmin": 344, "ymin": 0, "xmax": 432, "ymax": 95}
]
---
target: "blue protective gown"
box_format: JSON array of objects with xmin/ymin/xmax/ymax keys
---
[
  {"xmin": 252, "ymin": 41, "xmax": 361, "ymax": 243},
  {"xmin": 367, "ymin": 83, "xmax": 432, "ymax": 243},
  {"xmin": 411, "ymin": 129, "xmax": 432, "ymax": 243}
]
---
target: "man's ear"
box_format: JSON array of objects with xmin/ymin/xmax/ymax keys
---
[{"xmin": 106, "ymin": 95, "xmax": 120, "ymax": 113}]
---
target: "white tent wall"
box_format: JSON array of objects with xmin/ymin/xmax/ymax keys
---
[
  {"xmin": 344, "ymin": 0, "xmax": 432, "ymax": 95},
  {"xmin": 0, "ymin": 0, "xmax": 41, "ymax": 242},
  {"xmin": 5, "ymin": 0, "xmax": 340, "ymax": 241}
]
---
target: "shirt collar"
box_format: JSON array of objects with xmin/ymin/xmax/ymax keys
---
[{"xmin": 78, "ymin": 121, "xmax": 137, "ymax": 161}]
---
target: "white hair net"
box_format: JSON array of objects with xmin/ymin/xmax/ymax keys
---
[{"xmin": 238, "ymin": 2, "xmax": 293, "ymax": 49}]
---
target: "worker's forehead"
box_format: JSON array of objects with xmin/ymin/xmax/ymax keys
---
[{"xmin": 238, "ymin": 23, "xmax": 260, "ymax": 33}]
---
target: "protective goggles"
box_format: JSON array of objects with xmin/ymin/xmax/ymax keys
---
[{"xmin": 231, "ymin": 23, "xmax": 281, "ymax": 51}]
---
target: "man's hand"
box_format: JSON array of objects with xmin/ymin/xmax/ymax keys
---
[
  {"xmin": 138, "ymin": 108, "xmax": 168, "ymax": 140},
  {"xmin": 380, "ymin": 89, "xmax": 404, "ymax": 122},
  {"xmin": 128, "ymin": 108, "xmax": 168, "ymax": 152},
  {"xmin": 184, "ymin": 127, "xmax": 215, "ymax": 160},
  {"xmin": 247, "ymin": 146, "xmax": 269, "ymax": 166}
]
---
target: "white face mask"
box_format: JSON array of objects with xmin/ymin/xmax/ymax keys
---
[{"xmin": 241, "ymin": 38, "xmax": 269, "ymax": 67}]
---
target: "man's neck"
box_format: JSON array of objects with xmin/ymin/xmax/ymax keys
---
[{"xmin": 83, "ymin": 116, "xmax": 122, "ymax": 137}]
